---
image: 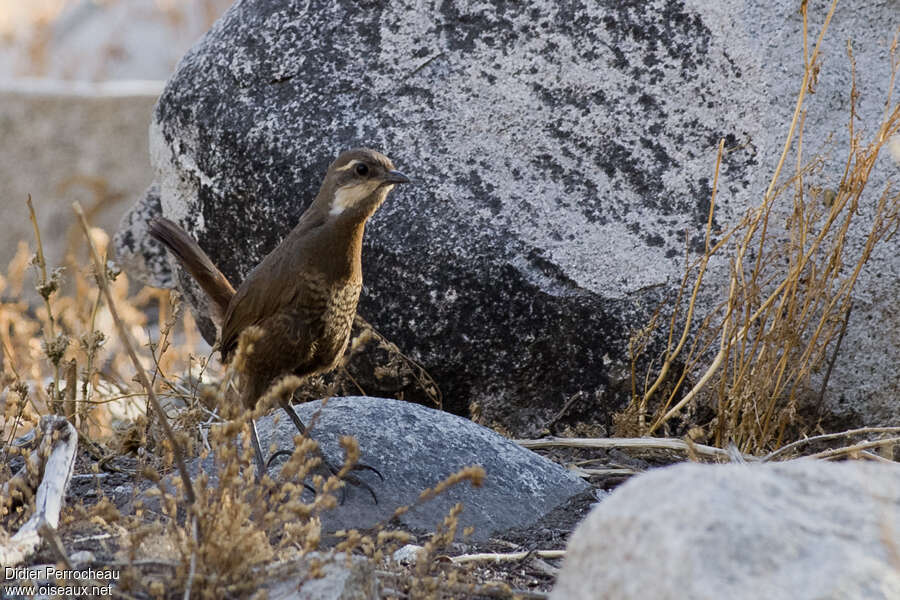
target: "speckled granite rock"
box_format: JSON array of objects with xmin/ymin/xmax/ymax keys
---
[
  {"xmin": 116, "ymin": 0, "xmax": 900, "ymax": 434},
  {"xmin": 552, "ymin": 460, "xmax": 900, "ymax": 600}
]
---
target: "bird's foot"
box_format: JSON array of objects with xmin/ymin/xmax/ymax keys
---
[
  {"xmin": 265, "ymin": 449, "xmax": 382, "ymax": 504},
  {"xmin": 332, "ymin": 464, "xmax": 382, "ymax": 505}
]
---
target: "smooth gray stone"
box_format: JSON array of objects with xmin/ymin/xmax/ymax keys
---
[
  {"xmin": 264, "ymin": 552, "xmax": 376, "ymax": 600},
  {"xmin": 259, "ymin": 396, "xmax": 589, "ymax": 541},
  {"xmin": 178, "ymin": 397, "xmax": 589, "ymax": 542}
]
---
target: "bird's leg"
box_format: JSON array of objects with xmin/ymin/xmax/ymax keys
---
[
  {"xmin": 279, "ymin": 400, "xmax": 383, "ymax": 503},
  {"xmin": 252, "ymin": 418, "xmax": 319, "ymax": 498},
  {"xmin": 250, "ymin": 418, "xmax": 267, "ymax": 483},
  {"xmin": 281, "ymin": 401, "xmax": 309, "ymax": 436},
  {"xmin": 282, "ymin": 400, "xmax": 383, "ymax": 477}
]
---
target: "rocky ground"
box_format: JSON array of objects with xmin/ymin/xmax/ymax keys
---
[
  {"xmin": 13, "ymin": 439, "xmax": 610, "ymax": 597},
  {"xmin": 13, "ymin": 420, "xmax": 696, "ymax": 598},
  {"xmin": 7, "ymin": 407, "xmax": 692, "ymax": 598}
]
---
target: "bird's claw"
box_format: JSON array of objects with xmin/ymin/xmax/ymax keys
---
[
  {"xmin": 325, "ymin": 462, "xmax": 381, "ymax": 504},
  {"xmin": 262, "ymin": 448, "xmax": 381, "ymax": 504},
  {"xmin": 348, "ymin": 462, "xmax": 384, "ymax": 482},
  {"xmin": 265, "ymin": 449, "xmax": 293, "ymax": 471}
]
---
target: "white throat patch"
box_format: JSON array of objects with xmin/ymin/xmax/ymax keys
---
[{"xmin": 330, "ymin": 181, "xmax": 381, "ymax": 216}]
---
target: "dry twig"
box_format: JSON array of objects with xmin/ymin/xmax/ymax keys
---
[
  {"xmin": 72, "ymin": 202, "xmax": 196, "ymax": 508},
  {"xmin": 515, "ymin": 436, "xmax": 738, "ymax": 461},
  {"xmin": 807, "ymin": 437, "xmax": 900, "ymax": 460},
  {"xmin": 762, "ymin": 426, "xmax": 900, "ymax": 461},
  {"xmin": 450, "ymin": 549, "xmax": 566, "ymax": 564}
]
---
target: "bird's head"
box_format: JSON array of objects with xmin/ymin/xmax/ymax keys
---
[{"xmin": 319, "ymin": 148, "xmax": 410, "ymax": 220}]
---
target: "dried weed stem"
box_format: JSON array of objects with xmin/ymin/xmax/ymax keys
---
[
  {"xmin": 621, "ymin": 2, "xmax": 900, "ymax": 455},
  {"xmin": 73, "ymin": 202, "xmax": 196, "ymax": 507}
]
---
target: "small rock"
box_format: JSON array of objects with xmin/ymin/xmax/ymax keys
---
[
  {"xmin": 392, "ymin": 544, "xmax": 424, "ymax": 565},
  {"xmin": 256, "ymin": 396, "xmax": 589, "ymax": 541},
  {"xmin": 69, "ymin": 550, "xmax": 95, "ymax": 566},
  {"xmin": 265, "ymin": 552, "xmax": 375, "ymax": 600}
]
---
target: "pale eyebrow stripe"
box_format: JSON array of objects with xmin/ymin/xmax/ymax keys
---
[{"xmin": 334, "ymin": 159, "xmax": 360, "ymax": 172}]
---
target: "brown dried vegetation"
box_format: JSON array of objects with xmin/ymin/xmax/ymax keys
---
[
  {"xmin": 0, "ymin": 200, "xmax": 495, "ymax": 598},
  {"xmin": 618, "ymin": 3, "xmax": 900, "ymax": 455}
]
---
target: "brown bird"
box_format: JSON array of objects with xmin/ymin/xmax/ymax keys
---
[{"xmin": 149, "ymin": 148, "xmax": 409, "ymax": 492}]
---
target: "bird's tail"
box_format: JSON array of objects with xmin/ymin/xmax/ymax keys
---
[{"xmin": 148, "ymin": 217, "xmax": 235, "ymax": 327}]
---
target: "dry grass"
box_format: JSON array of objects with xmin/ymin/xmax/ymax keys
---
[
  {"xmin": 617, "ymin": 2, "xmax": 900, "ymax": 455},
  {"xmin": 1, "ymin": 216, "xmax": 206, "ymax": 453},
  {"xmin": 0, "ymin": 200, "xmax": 494, "ymax": 599}
]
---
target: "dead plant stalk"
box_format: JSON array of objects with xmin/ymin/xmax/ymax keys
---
[
  {"xmin": 72, "ymin": 202, "xmax": 197, "ymax": 508},
  {"xmin": 645, "ymin": 0, "xmax": 838, "ymax": 436},
  {"xmin": 632, "ymin": 1, "xmax": 900, "ymax": 455},
  {"xmin": 26, "ymin": 195, "xmax": 64, "ymax": 408}
]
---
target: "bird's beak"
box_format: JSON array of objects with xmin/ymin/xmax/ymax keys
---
[{"xmin": 383, "ymin": 170, "xmax": 411, "ymax": 184}]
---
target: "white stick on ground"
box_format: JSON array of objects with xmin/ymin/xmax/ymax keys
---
[
  {"xmin": 0, "ymin": 415, "xmax": 78, "ymax": 566},
  {"xmin": 515, "ymin": 436, "xmax": 738, "ymax": 461},
  {"xmin": 450, "ymin": 550, "xmax": 566, "ymax": 564}
]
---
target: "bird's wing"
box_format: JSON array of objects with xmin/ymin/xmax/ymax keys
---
[
  {"xmin": 218, "ymin": 211, "xmax": 332, "ymax": 362},
  {"xmin": 219, "ymin": 247, "xmax": 302, "ymax": 361}
]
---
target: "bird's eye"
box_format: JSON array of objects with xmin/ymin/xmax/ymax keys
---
[{"xmin": 355, "ymin": 163, "xmax": 369, "ymax": 176}]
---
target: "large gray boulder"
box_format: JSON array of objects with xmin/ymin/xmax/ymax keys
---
[
  {"xmin": 116, "ymin": 0, "xmax": 900, "ymax": 435},
  {"xmin": 552, "ymin": 460, "xmax": 900, "ymax": 600}
]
